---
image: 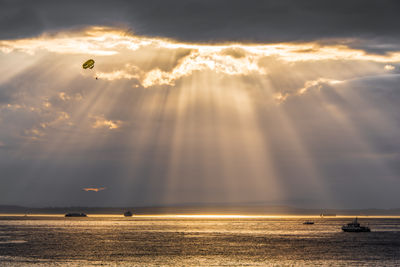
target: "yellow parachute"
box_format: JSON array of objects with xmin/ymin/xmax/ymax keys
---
[{"xmin": 82, "ymin": 59, "xmax": 95, "ymax": 69}]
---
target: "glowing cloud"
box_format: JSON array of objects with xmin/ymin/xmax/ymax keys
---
[
  {"xmin": 91, "ymin": 115, "xmax": 122, "ymax": 130},
  {"xmin": 297, "ymin": 78, "xmax": 343, "ymax": 95},
  {"xmin": 2, "ymin": 26, "xmax": 400, "ymax": 208},
  {"xmin": 83, "ymin": 187, "xmax": 106, "ymax": 192},
  {"xmin": 384, "ymin": 64, "xmax": 395, "ymax": 70},
  {"xmin": 1, "ymin": 26, "xmax": 400, "ymax": 89}
]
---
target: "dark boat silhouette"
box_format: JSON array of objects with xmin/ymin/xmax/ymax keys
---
[
  {"xmin": 65, "ymin": 213, "xmax": 87, "ymax": 217},
  {"xmin": 303, "ymin": 221, "xmax": 314, "ymax": 225},
  {"xmin": 124, "ymin": 211, "xmax": 133, "ymax": 217},
  {"xmin": 342, "ymin": 217, "xmax": 370, "ymax": 232}
]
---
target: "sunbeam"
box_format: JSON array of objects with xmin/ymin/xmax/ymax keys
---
[{"xmin": 1, "ymin": 26, "xmax": 400, "ymax": 207}]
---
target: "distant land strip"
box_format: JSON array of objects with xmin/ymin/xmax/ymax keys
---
[{"xmin": 1, "ymin": 205, "xmax": 400, "ymax": 216}]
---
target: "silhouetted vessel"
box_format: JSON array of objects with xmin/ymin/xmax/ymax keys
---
[
  {"xmin": 65, "ymin": 213, "xmax": 87, "ymax": 217},
  {"xmin": 124, "ymin": 211, "xmax": 133, "ymax": 217},
  {"xmin": 303, "ymin": 221, "xmax": 314, "ymax": 225},
  {"xmin": 342, "ymin": 218, "xmax": 370, "ymax": 232}
]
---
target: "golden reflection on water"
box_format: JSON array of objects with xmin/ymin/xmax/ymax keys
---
[{"xmin": 1, "ymin": 214, "xmax": 400, "ymax": 265}]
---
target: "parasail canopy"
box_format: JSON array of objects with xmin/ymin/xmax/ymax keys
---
[{"xmin": 82, "ymin": 59, "xmax": 95, "ymax": 69}]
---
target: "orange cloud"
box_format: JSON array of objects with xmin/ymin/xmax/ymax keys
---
[
  {"xmin": 2, "ymin": 26, "xmax": 400, "ymax": 89},
  {"xmin": 83, "ymin": 187, "xmax": 106, "ymax": 192},
  {"xmin": 91, "ymin": 115, "xmax": 122, "ymax": 130}
]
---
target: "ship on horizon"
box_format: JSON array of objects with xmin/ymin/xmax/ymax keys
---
[
  {"xmin": 65, "ymin": 213, "xmax": 87, "ymax": 217},
  {"xmin": 124, "ymin": 211, "xmax": 133, "ymax": 217},
  {"xmin": 342, "ymin": 217, "xmax": 370, "ymax": 232}
]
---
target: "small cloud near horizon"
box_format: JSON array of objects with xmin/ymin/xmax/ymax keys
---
[
  {"xmin": 83, "ymin": 187, "xmax": 107, "ymax": 192},
  {"xmin": 384, "ymin": 64, "xmax": 395, "ymax": 70}
]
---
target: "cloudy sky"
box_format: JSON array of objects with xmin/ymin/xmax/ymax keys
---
[{"xmin": 1, "ymin": 0, "xmax": 400, "ymax": 209}]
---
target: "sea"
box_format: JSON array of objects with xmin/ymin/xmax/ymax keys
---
[{"xmin": 0, "ymin": 215, "xmax": 399, "ymax": 266}]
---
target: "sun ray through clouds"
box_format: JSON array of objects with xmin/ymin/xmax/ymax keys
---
[{"xmin": 1, "ymin": 26, "xmax": 400, "ymax": 206}]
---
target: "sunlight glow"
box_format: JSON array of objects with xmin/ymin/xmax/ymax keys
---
[
  {"xmin": 91, "ymin": 115, "xmax": 122, "ymax": 130},
  {"xmin": 1, "ymin": 26, "xmax": 400, "ymax": 207},
  {"xmin": 1, "ymin": 26, "xmax": 400, "ymax": 89}
]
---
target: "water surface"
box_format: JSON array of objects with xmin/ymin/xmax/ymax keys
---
[{"xmin": 0, "ymin": 215, "xmax": 399, "ymax": 266}]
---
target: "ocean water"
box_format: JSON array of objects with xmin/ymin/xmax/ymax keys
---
[{"xmin": 0, "ymin": 215, "xmax": 399, "ymax": 266}]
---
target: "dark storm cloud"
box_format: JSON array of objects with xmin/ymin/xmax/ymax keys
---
[{"xmin": 1, "ymin": 0, "xmax": 400, "ymax": 48}]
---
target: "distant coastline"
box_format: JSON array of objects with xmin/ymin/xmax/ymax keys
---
[{"xmin": 1, "ymin": 205, "xmax": 400, "ymax": 216}]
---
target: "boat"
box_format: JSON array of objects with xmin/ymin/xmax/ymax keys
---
[
  {"xmin": 65, "ymin": 213, "xmax": 87, "ymax": 217},
  {"xmin": 303, "ymin": 221, "xmax": 314, "ymax": 225},
  {"xmin": 124, "ymin": 211, "xmax": 133, "ymax": 217},
  {"xmin": 342, "ymin": 217, "xmax": 370, "ymax": 232}
]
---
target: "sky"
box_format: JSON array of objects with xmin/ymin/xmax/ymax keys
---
[{"xmin": 1, "ymin": 0, "xmax": 400, "ymax": 209}]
